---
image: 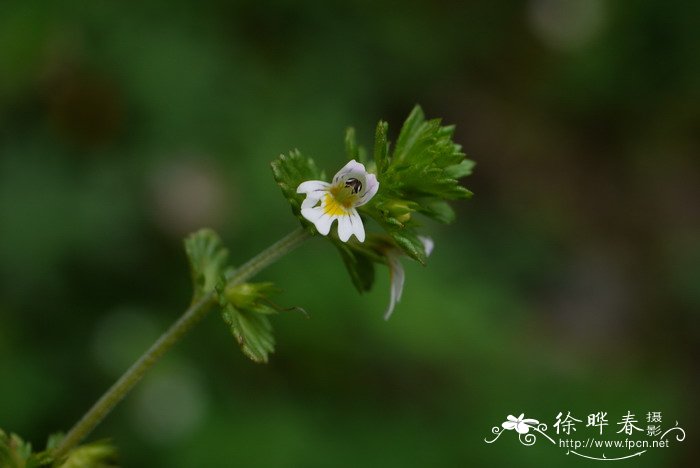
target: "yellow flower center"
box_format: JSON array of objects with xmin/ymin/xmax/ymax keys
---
[{"xmin": 323, "ymin": 191, "xmax": 352, "ymax": 216}]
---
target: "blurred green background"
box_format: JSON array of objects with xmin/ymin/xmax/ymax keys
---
[{"xmin": 1, "ymin": 0, "xmax": 698, "ymax": 466}]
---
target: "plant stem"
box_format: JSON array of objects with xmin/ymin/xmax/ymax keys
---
[{"xmin": 52, "ymin": 227, "xmax": 310, "ymax": 461}]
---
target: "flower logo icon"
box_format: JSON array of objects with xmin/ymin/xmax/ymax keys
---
[{"xmin": 502, "ymin": 414, "xmax": 540, "ymax": 434}]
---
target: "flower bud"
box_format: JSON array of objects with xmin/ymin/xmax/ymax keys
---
[{"xmin": 381, "ymin": 199, "xmax": 417, "ymax": 225}]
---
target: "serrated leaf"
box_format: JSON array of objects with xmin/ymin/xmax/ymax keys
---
[
  {"xmin": 358, "ymin": 104, "xmax": 473, "ymax": 243},
  {"xmin": 271, "ymin": 150, "xmax": 323, "ymax": 219},
  {"xmin": 418, "ymin": 200, "xmax": 456, "ymax": 224},
  {"xmin": 57, "ymin": 441, "xmax": 118, "ymax": 468},
  {"xmin": 224, "ymin": 282, "xmax": 278, "ymax": 310},
  {"xmin": 389, "ymin": 229, "xmax": 428, "ymax": 264},
  {"xmin": 45, "ymin": 433, "xmax": 64, "ymax": 452},
  {"xmin": 184, "ymin": 229, "xmax": 229, "ymax": 301},
  {"xmin": 445, "ymin": 159, "xmax": 475, "ymax": 179},
  {"xmin": 335, "ymin": 242, "xmax": 376, "ymax": 293},
  {"xmin": 0, "ymin": 429, "xmax": 32, "ymax": 468},
  {"xmin": 222, "ymin": 304, "xmax": 275, "ymax": 363},
  {"xmin": 393, "ymin": 105, "xmax": 426, "ymax": 163}
]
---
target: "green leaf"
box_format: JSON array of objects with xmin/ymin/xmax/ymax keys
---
[
  {"xmin": 0, "ymin": 429, "xmax": 51, "ymax": 468},
  {"xmin": 445, "ymin": 159, "xmax": 475, "ymax": 179},
  {"xmin": 45, "ymin": 433, "xmax": 64, "ymax": 452},
  {"xmin": 0, "ymin": 429, "xmax": 33, "ymax": 468},
  {"xmin": 219, "ymin": 281, "xmax": 306, "ymax": 363},
  {"xmin": 368, "ymin": 198, "xmax": 418, "ymax": 227},
  {"xmin": 385, "ymin": 105, "xmax": 466, "ymax": 179},
  {"xmin": 56, "ymin": 440, "xmax": 118, "ymax": 468},
  {"xmin": 389, "ymin": 228, "xmax": 428, "ymax": 264},
  {"xmin": 335, "ymin": 242, "xmax": 376, "ymax": 293},
  {"xmin": 271, "ymin": 150, "xmax": 323, "ymax": 219},
  {"xmin": 184, "ymin": 229, "xmax": 229, "ymax": 301},
  {"xmin": 359, "ymin": 104, "xmax": 473, "ymax": 243},
  {"xmin": 222, "ymin": 304, "xmax": 275, "ymax": 363},
  {"xmin": 224, "ymin": 282, "xmax": 278, "ymax": 311},
  {"xmin": 393, "ymin": 105, "xmax": 426, "ymax": 163},
  {"xmin": 418, "ymin": 200, "xmax": 456, "ymax": 224}
]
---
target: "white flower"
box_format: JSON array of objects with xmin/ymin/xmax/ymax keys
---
[
  {"xmin": 502, "ymin": 414, "xmax": 539, "ymax": 434},
  {"xmin": 297, "ymin": 160, "xmax": 379, "ymax": 243},
  {"xmin": 384, "ymin": 236, "xmax": 434, "ymax": 320}
]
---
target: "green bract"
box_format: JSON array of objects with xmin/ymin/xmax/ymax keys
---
[
  {"xmin": 0, "ymin": 429, "xmax": 117, "ymax": 468},
  {"xmin": 361, "ymin": 105, "xmax": 473, "ymax": 264},
  {"xmin": 270, "ymin": 150, "xmax": 324, "ymax": 225},
  {"xmin": 0, "ymin": 429, "xmax": 35, "ymax": 468},
  {"xmin": 54, "ymin": 441, "xmax": 117, "ymax": 468},
  {"xmin": 184, "ymin": 229, "xmax": 229, "ymax": 301},
  {"xmin": 184, "ymin": 230, "xmax": 306, "ymax": 363},
  {"xmin": 220, "ymin": 282, "xmax": 303, "ymax": 363},
  {"xmin": 221, "ymin": 283, "xmax": 277, "ymax": 362},
  {"xmin": 184, "ymin": 230, "xmax": 280, "ymax": 363},
  {"xmin": 221, "ymin": 302, "xmax": 275, "ymax": 364},
  {"xmin": 224, "ymin": 282, "xmax": 279, "ymax": 313}
]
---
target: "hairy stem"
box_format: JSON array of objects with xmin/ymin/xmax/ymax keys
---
[{"xmin": 52, "ymin": 227, "xmax": 310, "ymax": 461}]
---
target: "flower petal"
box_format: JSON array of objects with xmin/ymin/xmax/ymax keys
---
[
  {"xmin": 297, "ymin": 180, "xmax": 330, "ymax": 194},
  {"xmin": 301, "ymin": 206, "xmax": 338, "ymax": 236},
  {"xmin": 332, "ymin": 160, "xmax": 367, "ymax": 185},
  {"xmin": 522, "ymin": 418, "xmax": 539, "ymax": 426},
  {"xmin": 515, "ymin": 422, "xmax": 530, "ymax": 434},
  {"xmin": 418, "ymin": 236, "xmax": 434, "ymax": 257},
  {"xmin": 301, "ymin": 205, "xmax": 325, "ymax": 223},
  {"xmin": 502, "ymin": 421, "xmax": 517, "ymax": 430},
  {"xmin": 301, "ymin": 193, "xmax": 323, "ymax": 210},
  {"xmin": 349, "ymin": 209, "xmax": 365, "ymax": 242},
  {"xmin": 355, "ymin": 173, "xmax": 379, "ymax": 206},
  {"xmin": 337, "ymin": 214, "xmax": 353, "ymax": 242},
  {"xmin": 384, "ymin": 253, "xmax": 405, "ymax": 320},
  {"xmin": 313, "ymin": 214, "xmax": 336, "ymax": 236}
]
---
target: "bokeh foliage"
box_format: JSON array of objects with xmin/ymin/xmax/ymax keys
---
[{"xmin": 1, "ymin": 0, "xmax": 699, "ymax": 467}]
